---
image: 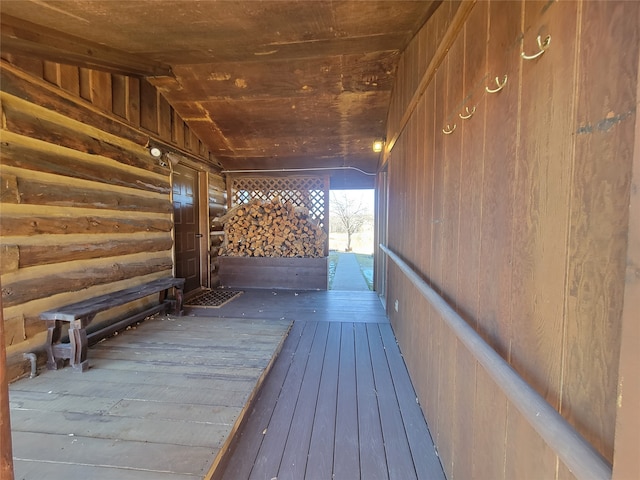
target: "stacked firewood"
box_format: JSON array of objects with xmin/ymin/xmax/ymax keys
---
[{"xmin": 216, "ymin": 198, "xmax": 327, "ymax": 257}]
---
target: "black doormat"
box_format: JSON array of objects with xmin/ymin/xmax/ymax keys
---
[{"xmin": 184, "ymin": 289, "xmax": 243, "ymax": 308}]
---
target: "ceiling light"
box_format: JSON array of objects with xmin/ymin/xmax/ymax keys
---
[
  {"xmin": 372, "ymin": 139, "xmax": 385, "ymax": 153},
  {"xmin": 149, "ymin": 146, "xmax": 163, "ymax": 158}
]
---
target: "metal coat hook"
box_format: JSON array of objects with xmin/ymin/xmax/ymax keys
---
[
  {"xmin": 486, "ymin": 75, "xmax": 508, "ymax": 94},
  {"xmin": 521, "ymin": 34, "xmax": 551, "ymax": 60},
  {"xmin": 442, "ymin": 124, "xmax": 456, "ymax": 135},
  {"xmin": 459, "ymin": 106, "xmax": 476, "ymax": 120}
]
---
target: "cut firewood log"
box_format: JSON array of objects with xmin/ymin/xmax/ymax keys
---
[
  {"xmin": 218, "ymin": 198, "xmax": 326, "ymax": 257},
  {"xmin": 211, "ymin": 204, "xmax": 242, "ymax": 226}
]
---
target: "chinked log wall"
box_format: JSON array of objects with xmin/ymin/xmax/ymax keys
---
[
  {"xmin": 381, "ymin": 1, "xmax": 638, "ymax": 479},
  {"xmin": 209, "ymin": 175, "xmax": 227, "ymax": 285},
  {"xmin": 0, "ymin": 56, "xmax": 224, "ymax": 380}
]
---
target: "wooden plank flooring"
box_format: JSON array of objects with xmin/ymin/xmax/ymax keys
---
[
  {"xmin": 9, "ymin": 315, "xmax": 291, "ymax": 479},
  {"xmin": 9, "ymin": 291, "xmax": 443, "ymax": 480},
  {"xmin": 187, "ymin": 289, "xmax": 389, "ymax": 324},
  {"xmin": 213, "ymin": 291, "xmax": 444, "ymax": 480}
]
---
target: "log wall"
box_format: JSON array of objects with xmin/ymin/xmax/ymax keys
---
[
  {"xmin": 0, "ymin": 57, "xmax": 223, "ymax": 380},
  {"xmin": 381, "ymin": 1, "xmax": 639, "ymax": 478},
  {"xmin": 209, "ymin": 174, "xmax": 227, "ymax": 287}
]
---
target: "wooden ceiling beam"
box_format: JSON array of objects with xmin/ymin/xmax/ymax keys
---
[{"xmin": 0, "ymin": 14, "xmax": 173, "ymax": 78}]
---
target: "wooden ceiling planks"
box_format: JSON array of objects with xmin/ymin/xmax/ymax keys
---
[
  {"xmin": 0, "ymin": 14, "xmax": 172, "ymax": 77},
  {"xmin": 0, "ymin": 2, "xmax": 434, "ymax": 61},
  {"xmin": 0, "ymin": 0, "xmax": 441, "ymax": 180}
]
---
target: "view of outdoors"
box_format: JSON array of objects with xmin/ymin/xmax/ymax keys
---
[
  {"xmin": 328, "ymin": 189, "xmax": 375, "ymax": 290},
  {"xmin": 328, "ymin": 189, "xmax": 375, "ymax": 254}
]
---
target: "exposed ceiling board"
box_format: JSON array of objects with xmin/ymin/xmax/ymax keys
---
[
  {"xmin": 0, "ymin": 14, "xmax": 173, "ymax": 77},
  {"xmin": 1, "ymin": 0, "xmax": 441, "ymax": 185},
  {"xmin": 221, "ymin": 154, "xmax": 377, "ymax": 173},
  {"xmin": 0, "ymin": 1, "xmax": 434, "ymax": 61},
  {"xmin": 170, "ymin": 58, "xmax": 347, "ymax": 100},
  {"xmin": 173, "ymin": 92, "xmax": 389, "ymax": 161}
]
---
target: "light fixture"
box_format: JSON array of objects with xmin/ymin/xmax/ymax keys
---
[
  {"xmin": 149, "ymin": 146, "xmax": 163, "ymax": 158},
  {"xmin": 372, "ymin": 139, "xmax": 385, "ymax": 153}
]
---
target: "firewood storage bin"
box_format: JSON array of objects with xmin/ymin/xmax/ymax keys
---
[
  {"xmin": 219, "ymin": 256, "xmax": 328, "ymax": 290},
  {"xmin": 217, "ymin": 174, "xmax": 330, "ymax": 290}
]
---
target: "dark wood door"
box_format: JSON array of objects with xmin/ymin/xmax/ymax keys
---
[{"xmin": 173, "ymin": 164, "xmax": 201, "ymax": 293}]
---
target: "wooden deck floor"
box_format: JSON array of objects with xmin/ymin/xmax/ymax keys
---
[
  {"xmin": 9, "ymin": 315, "xmax": 291, "ymax": 479},
  {"xmin": 211, "ymin": 291, "xmax": 445, "ymax": 480},
  {"xmin": 186, "ymin": 289, "xmax": 390, "ymax": 324},
  {"xmin": 9, "ymin": 290, "xmax": 444, "ymax": 479}
]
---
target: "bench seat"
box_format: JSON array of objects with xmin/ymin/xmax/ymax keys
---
[{"xmin": 40, "ymin": 277, "xmax": 185, "ymax": 372}]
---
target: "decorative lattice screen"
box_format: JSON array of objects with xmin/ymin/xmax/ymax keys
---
[{"xmin": 229, "ymin": 175, "xmax": 329, "ymax": 228}]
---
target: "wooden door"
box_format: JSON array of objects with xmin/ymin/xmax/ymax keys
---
[{"xmin": 173, "ymin": 164, "xmax": 201, "ymax": 293}]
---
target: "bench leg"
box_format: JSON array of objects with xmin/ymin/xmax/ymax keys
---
[
  {"xmin": 174, "ymin": 287, "xmax": 184, "ymax": 316},
  {"xmin": 45, "ymin": 320, "xmax": 64, "ymax": 370},
  {"xmin": 69, "ymin": 317, "xmax": 92, "ymax": 372},
  {"xmin": 159, "ymin": 287, "xmax": 184, "ymax": 316}
]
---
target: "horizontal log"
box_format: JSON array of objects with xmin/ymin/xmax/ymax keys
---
[
  {"xmin": 40, "ymin": 277, "xmax": 184, "ymax": 322},
  {"xmin": 0, "ymin": 245, "xmax": 19, "ymax": 273},
  {"xmin": 0, "ymin": 60, "xmax": 148, "ymax": 146},
  {"xmin": 24, "ymin": 313, "xmax": 48, "ymax": 341},
  {"xmin": 209, "ymin": 204, "xmax": 227, "ymax": 216},
  {"xmin": 18, "ymin": 237, "xmax": 173, "ymax": 269},
  {"xmin": 10, "ymin": 176, "xmax": 172, "ymax": 214},
  {"xmin": 0, "ymin": 134, "xmax": 170, "ymax": 194},
  {"xmin": 0, "ymin": 173, "xmax": 19, "ymax": 203},
  {"xmin": 3, "ymin": 100, "xmax": 168, "ymax": 176},
  {"xmin": 1, "ymin": 257, "xmax": 173, "ymax": 308},
  {"xmin": 0, "ymin": 214, "xmax": 172, "ymax": 236},
  {"xmin": 20, "ymin": 271, "xmax": 168, "ymax": 339},
  {"xmin": 209, "ymin": 188, "xmax": 226, "ymax": 202},
  {"xmin": 3, "ymin": 314, "xmax": 25, "ymax": 348},
  {"xmin": 209, "ymin": 175, "xmax": 226, "ymax": 190}
]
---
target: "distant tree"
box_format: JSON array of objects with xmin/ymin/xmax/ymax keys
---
[{"xmin": 330, "ymin": 192, "xmax": 368, "ymax": 252}]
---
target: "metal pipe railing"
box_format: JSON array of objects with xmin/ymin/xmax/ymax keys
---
[{"xmin": 380, "ymin": 244, "xmax": 612, "ymax": 480}]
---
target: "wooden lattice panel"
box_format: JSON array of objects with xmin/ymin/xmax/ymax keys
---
[{"xmin": 230, "ymin": 176, "xmax": 328, "ymax": 228}]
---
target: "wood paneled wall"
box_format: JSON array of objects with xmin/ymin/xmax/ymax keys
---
[
  {"xmin": 382, "ymin": 1, "xmax": 638, "ymax": 478},
  {"xmin": 0, "ymin": 57, "xmax": 222, "ymax": 380}
]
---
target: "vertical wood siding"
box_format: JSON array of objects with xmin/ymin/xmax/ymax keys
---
[
  {"xmin": 382, "ymin": 1, "xmax": 638, "ymax": 477},
  {"xmin": 0, "ymin": 58, "xmax": 223, "ymax": 378}
]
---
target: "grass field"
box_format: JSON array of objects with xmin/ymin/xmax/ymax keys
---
[
  {"xmin": 328, "ymin": 251, "xmax": 340, "ymax": 289},
  {"xmin": 354, "ymin": 253, "xmax": 373, "ymax": 290}
]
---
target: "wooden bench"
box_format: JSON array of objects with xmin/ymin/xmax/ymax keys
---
[{"xmin": 40, "ymin": 277, "xmax": 185, "ymax": 372}]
